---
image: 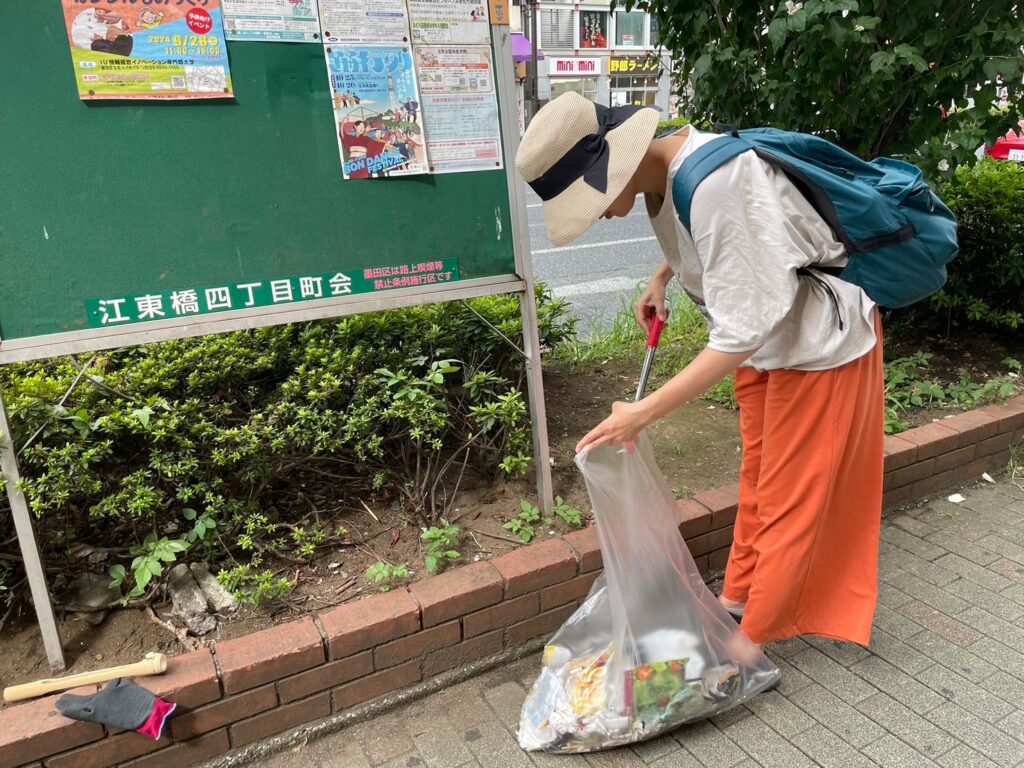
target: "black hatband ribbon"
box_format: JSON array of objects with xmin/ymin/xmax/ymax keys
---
[{"xmin": 527, "ymin": 104, "xmax": 644, "ymax": 201}]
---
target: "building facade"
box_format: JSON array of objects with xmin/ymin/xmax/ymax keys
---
[{"xmin": 513, "ymin": 1, "xmax": 675, "ymax": 118}]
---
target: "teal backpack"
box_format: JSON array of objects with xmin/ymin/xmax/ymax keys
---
[{"xmin": 672, "ymin": 128, "xmax": 959, "ymax": 309}]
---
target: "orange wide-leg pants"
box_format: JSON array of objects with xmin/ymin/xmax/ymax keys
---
[{"xmin": 721, "ymin": 315, "xmax": 885, "ymax": 646}]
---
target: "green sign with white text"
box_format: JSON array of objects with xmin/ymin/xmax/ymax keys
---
[{"xmin": 86, "ymin": 260, "xmax": 461, "ymax": 328}]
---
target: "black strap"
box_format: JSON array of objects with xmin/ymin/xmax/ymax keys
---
[
  {"xmin": 797, "ymin": 268, "xmax": 845, "ymax": 331},
  {"xmin": 527, "ymin": 104, "xmax": 644, "ymax": 201}
]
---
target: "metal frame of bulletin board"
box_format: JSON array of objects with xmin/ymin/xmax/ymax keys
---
[{"xmin": 0, "ymin": 16, "xmax": 549, "ymax": 671}]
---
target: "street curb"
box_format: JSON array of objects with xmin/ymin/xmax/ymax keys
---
[{"xmin": 2, "ymin": 395, "xmax": 1022, "ymax": 768}]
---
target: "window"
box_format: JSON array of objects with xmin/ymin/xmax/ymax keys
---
[
  {"xmin": 615, "ymin": 11, "xmax": 645, "ymax": 48},
  {"xmin": 579, "ymin": 10, "xmax": 608, "ymax": 49},
  {"xmin": 550, "ymin": 76, "xmax": 598, "ymax": 102},
  {"xmin": 540, "ymin": 8, "xmax": 574, "ymax": 49},
  {"xmin": 650, "ymin": 14, "xmax": 661, "ymax": 46},
  {"xmin": 610, "ymin": 75, "xmax": 659, "ymax": 107}
]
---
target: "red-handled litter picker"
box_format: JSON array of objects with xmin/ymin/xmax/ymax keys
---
[{"xmin": 635, "ymin": 307, "xmax": 667, "ymax": 402}]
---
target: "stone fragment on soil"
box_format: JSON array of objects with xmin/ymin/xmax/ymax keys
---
[
  {"xmin": 65, "ymin": 571, "xmax": 119, "ymax": 625},
  {"xmin": 169, "ymin": 564, "xmax": 217, "ymax": 635},
  {"xmin": 190, "ymin": 562, "xmax": 237, "ymax": 615}
]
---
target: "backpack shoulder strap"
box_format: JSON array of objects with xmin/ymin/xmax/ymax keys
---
[{"xmin": 672, "ymin": 135, "xmax": 752, "ymax": 232}]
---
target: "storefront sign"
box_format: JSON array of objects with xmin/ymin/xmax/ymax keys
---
[
  {"xmin": 609, "ymin": 56, "xmax": 661, "ymax": 75},
  {"xmin": 548, "ymin": 57, "xmax": 602, "ymax": 76}
]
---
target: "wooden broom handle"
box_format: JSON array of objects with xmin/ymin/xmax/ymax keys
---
[{"xmin": 3, "ymin": 652, "xmax": 167, "ymax": 702}]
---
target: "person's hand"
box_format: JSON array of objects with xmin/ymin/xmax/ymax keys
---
[
  {"xmin": 576, "ymin": 400, "xmax": 652, "ymax": 454},
  {"xmin": 635, "ymin": 270, "xmax": 670, "ymax": 333}
]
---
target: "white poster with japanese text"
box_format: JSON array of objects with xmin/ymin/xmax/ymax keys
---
[
  {"xmin": 414, "ymin": 45, "xmax": 501, "ymax": 173},
  {"xmin": 222, "ymin": 0, "xmax": 322, "ymax": 42},
  {"xmin": 408, "ymin": 0, "xmax": 489, "ymax": 45},
  {"xmin": 319, "ymin": 0, "xmax": 410, "ymax": 44}
]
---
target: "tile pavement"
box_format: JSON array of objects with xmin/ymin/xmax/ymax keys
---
[{"xmin": 255, "ymin": 478, "xmax": 1024, "ymax": 768}]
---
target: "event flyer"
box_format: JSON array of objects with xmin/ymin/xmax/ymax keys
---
[
  {"xmin": 408, "ymin": 0, "xmax": 490, "ymax": 44},
  {"xmin": 222, "ymin": 0, "xmax": 322, "ymax": 42},
  {"xmin": 414, "ymin": 46, "xmax": 502, "ymax": 173},
  {"xmin": 319, "ymin": 0, "xmax": 410, "ymax": 44},
  {"xmin": 326, "ymin": 46, "xmax": 430, "ymax": 179},
  {"xmin": 61, "ymin": 0, "xmax": 233, "ymax": 100}
]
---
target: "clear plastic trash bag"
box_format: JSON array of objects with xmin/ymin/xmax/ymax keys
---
[{"xmin": 518, "ymin": 433, "xmax": 780, "ymax": 753}]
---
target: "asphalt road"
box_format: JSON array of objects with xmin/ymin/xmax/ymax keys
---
[{"xmin": 523, "ymin": 186, "xmax": 665, "ymax": 333}]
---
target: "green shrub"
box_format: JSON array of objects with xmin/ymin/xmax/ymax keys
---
[
  {"xmin": 0, "ymin": 286, "xmax": 574, "ymax": 604},
  {"xmin": 657, "ymin": 117, "xmax": 691, "ymax": 134},
  {"xmin": 891, "ymin": 159, "xmax": 1024, "ymax": 336}
]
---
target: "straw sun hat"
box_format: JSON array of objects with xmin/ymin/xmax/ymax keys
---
[{"xmin": 516, "ymin": 92, "xmax": 660, "ymax": 246}]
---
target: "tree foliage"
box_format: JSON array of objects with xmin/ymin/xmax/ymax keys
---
[{"xmin": 636, "ymin": 0, "xmax": 1023, "ymax": 169}]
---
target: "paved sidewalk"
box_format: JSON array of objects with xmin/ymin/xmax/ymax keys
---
[{"xmin": 263, "ymin": 478, "xmax": 1024, "ymax": 768}]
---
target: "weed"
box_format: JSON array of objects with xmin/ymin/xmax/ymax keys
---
[
  {"xmin": 364, "ymin": 561, "xmax": 410, "ymax": 592},
  {"xmin": 421, "ymin": 521, "xmax": 462, "ymax": 574},
  {"xmin": 552, "ymin": 496, "xmax": 584, "ymax": 528},
  {"xmin": 884, "ymin": 353, "xmax": 1022, "ymax": 433},
  {"xmin": 1009, "ymin": 440, "xmax": 1024, "ymax": 491},
  {"xmin": 109, "ymin": 534, "xmax": 188, "ymax": 601},
  {"xmin": 504, "ymin": 500, "xmax": 541, "ymax": 543},
  {"xmin": 217, "ymin": 556, "xmax": 293, "ymax": 605}
]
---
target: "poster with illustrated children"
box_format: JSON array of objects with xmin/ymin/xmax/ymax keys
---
[
  {"xmin": 222, "ymin": 0, "xmax": 322, "ymax": 42},
  {"xmin": 61, "ymin": 0, "xmax": 233, "ymax": 100},
  {"xmin": 408, "ymin": 0, "xmax": 489, "ymax": 44},
  {"xmin": 326, "ymin": 46, "xmax": 430, "ymax": 179},
  {"xmin": 414, "ymin": 46, "xmax": 502, "ymax": 173}
]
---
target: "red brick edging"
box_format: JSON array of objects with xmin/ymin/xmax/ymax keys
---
[{"xmin": 2, "ymin": 396, "xmax": 1022, "ymax": 768}]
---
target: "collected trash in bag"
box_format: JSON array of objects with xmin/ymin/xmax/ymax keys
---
[{"xmin": 518, "ymin": 434, "xmax": 780, "ymax": 753}]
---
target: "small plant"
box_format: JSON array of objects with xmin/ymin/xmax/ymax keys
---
[
  {"xmin": 1010, "ymin": 440, "xmax": 1024, "ymax": 491},
  {"xmin": 703, "ymin": 377, "xmax": 738, "ymax": 410},
  {"xmin": 883, "ymin": 353, "xmax": 1023, "ymax": 434},
  {"xmin": 217, "ymin": 557, "xmax": 293, "ymax": 605},
  {"xmin": 421, "ymin": 521, "xmax": 462, "ymax": 574},
  {"xmin": 504, "ymin": 500, "xmax": 541, "ymax": 543},
  {"xmin": 109, "ymin": 533, "xmax": 189, "ymax": 601},
  {"xmin": 672, "ymin": 485, "xmax": 692, "ymax": 499},
  {"xmin": 364, "ymin": 561, "xmax": 409, "ymax": 592},
  {"xmin": 290, "ymin": 522, "xmax": 328, "ymax": 560},
  {"xmin": 552, "ymin": 496, "xmax": 584, "ymax": 528},
  {"xmin": 182, "ymin": 507, "xmax": 217, "ymax": 546}
]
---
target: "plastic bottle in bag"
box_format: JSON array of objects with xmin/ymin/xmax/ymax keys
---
[{"xmin": 518, "ymin": 433, "xmax": 780, "ymax": 753}]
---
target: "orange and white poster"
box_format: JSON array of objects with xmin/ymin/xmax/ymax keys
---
[{"xmin": 61, "ymin": 0, "xmax": 233, "ymax": 100}]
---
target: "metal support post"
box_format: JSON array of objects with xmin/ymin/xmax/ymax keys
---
[
  {"xmin": 494, "ymin": 24, "xmax": 555, "ymax": 516},
  {"xmin": 0, "ymin": 386, "xmax": 65, "ymax": 671},
  {"xmin": 523, "ymin": 0, "xmax": 540, "ymax": 125}
]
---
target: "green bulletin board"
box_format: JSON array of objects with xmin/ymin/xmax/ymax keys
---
[
  {"xmin": 0, "ymin": 6, "xmax": 550, "ymax": 675},
  {"xmin": 0, "ymin": 3, "xmax": 519, "ymax": 354}
]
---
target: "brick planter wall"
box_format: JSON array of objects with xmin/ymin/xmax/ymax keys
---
[{"xmin": 2, "ymin": 396, "xmax": 1022, "ymax": 768}]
